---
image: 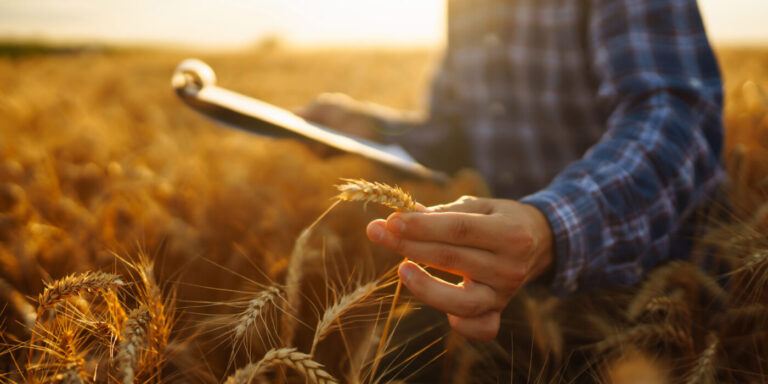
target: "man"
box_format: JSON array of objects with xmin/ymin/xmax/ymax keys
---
[{"xmin": 300, "ymin": 0, "xmax": 723, "ymax": 342}]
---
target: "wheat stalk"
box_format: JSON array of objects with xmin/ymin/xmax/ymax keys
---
[
  {"xmin": 335, "ymin": 179, "xmax": 416, "ymax": 212},
  {"xmin": 311, "ymin": 280, "xmax": 380, "ymax": 354},
  {"xmin": 334, "ymin": 179, "xmax": 419, "ymax": 383},
  {"xmin": 685, "ymin": 333, "xmax": 719, "ymax": 384},
  {"xmin": 50, "ymin": 329, "xmax": 88, "ymax": 384},
  {"xmin": 718, "ymin": 303, "xmax": 768, "ymax": 326},
  {"xmin": 628, "ymin": 261, "xmax": 725, "ymax": 320},
  {"xmin": 37, "ymin": 271, "xmax": 124, "ymax": 313},
  {"xmin": 235, "ymin": 286, "xmax": 281, "ymax": 340},
  {"xmin": 128, "ymin": 253, "xmax": 170, "ymax": 379},
  {"xmin": 53, "ymin": 368, "xmax": 87, "ymax": 384},
  {"xmin": 104, "ymin": 290, "xmax": 127, "ymax": 335},
  {"xmin": 116, "ymin": 306, "xmax": 151, "ymax": 384},
  {"xmin": 0, "ymin": 277, "xmax": 37, "ymax": 330},
  {"xmin": 280, "ymin": 227, "xmax": 313, "ymax": 349},
  {"xmin": 225, "ymin": 347, "xmax": 338, "ymax": 384},
  {"xmin": 452, "ymin": 346, "xmax": 479, "ymax": 384},
  {"xmin": 594, "ymin": 324, "xmax": 693, "ymax": 353}
]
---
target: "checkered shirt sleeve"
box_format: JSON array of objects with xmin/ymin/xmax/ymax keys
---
[{"xmin": 520, "ymin": 0, "xmax": 724, "ymax": 295}]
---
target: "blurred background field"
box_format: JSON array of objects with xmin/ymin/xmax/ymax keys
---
[
  {"xmin": 1, "ymin": 2, "xmax": 768, "ymax": 380},
  {"xmin": 0, "ymin": 42, "xmax": 767, "ymax": 382},
  {"xmin": 0, "ymin": 45, "xmax": 491, "ymax": 383}
]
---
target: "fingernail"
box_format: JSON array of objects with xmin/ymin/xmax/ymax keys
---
[
  {"xmin": 388, "ymin": 217, "xmax": 405, "ymax": 234},
  {"xmin": 368, "ymin": 224, "xmax": 384, "ymax": 242},
  {"xmin": 399, "ymin": 263, "xmax": 413, "ymax": 283}
]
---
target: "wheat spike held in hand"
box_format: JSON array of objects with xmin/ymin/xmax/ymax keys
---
[
  {"xmin": 334, "ymin": 178, "xmax": 420, "ymax": 383},
  {"xmin": 335, "ymin": 179, "xmax": 416, "ymax": 212}
]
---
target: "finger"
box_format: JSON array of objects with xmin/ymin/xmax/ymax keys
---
[
  {"xmin": 447, "ymin": 311, "xmax": 501, "ymax": 342},
  {"xmin": 367, "ymin": 220, "xmax": 501, "ymax": 284},
  {"xmin": 398, "ymin": 262, "xmax": 498, "ymax": 318},
  {"xmin": 294, "ymin": 104, "xmax": 328, "ymax": 124},
  {"xmin": 385, "ymin": 211, "xmax": 507, "ymax": 251},
  {"xmin": 316, "ymin": 92, "xmax": 353, "ymax": 104},
  {"xmin": 414, "ymin": 203, "xmax": 431, "ymax": 213},
  {"xmin": 429, "ymin": 196, "xmax": 494, "ymax": 214}
]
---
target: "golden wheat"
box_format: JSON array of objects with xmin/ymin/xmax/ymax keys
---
[
  {"xmin": 0, "ymin": 276, "xmax": 37, "ymax": 330},
  {"xmin": 116, "ymin": 306, "xmax": 151, "ymax": 384},
  {"xmin": 225, "ymin": 347, "xmax": 338, "ymax": 384},
  {"xmin": 37, "ymin": 271, "xmax": 124, "ymax": 312},
  {"xmin": 1, "ymin": 46, "xmax": 767, "ymax": 383},
  {"xmin": 54, "ymin": 369, "xmax": 87, "ymax": 384},
  {"xmin": 595, "ymin": 324, "xmax": 693, "ymax": 353},
  {"xmin": 627, "ymin": 261, "xmax": 726, "ymax": 320},
  {"xmin": 334, "ymin": 179, "xmax": 420, "ymax": 382},
  {"xmin": 235, "ymin": 286, "xmax": 281, "ymax": 340},
  {"xmin": 130, "ymin": 255, "xmax": 170, "ymax": 377},
  {"xmin": 336, "ymin": 179, "xmax": 416, "ymax": 212},
  {"xmin": 280, "ymin": 227, "xmax": 313, "ymax": 348},
  {"xmin": 311, "ymin": 280, "xmax": 380, "ymax": 353},
  {"xmin": 685, "ymin": 333, "xmax": 719, "ymax": 384}
]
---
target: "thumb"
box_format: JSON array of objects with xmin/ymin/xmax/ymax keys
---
[
  {"xmin": 292, "ymin": 105, "xmax": 309, "ymax": 118},
  {"xmin": 429, "ymin": 196, "xmax": 494, "ymax": 215}
]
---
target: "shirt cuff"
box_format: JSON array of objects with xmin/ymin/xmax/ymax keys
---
[{"xmin": 520, "ymin": 181, "xmax": 599, "ymax": 296}]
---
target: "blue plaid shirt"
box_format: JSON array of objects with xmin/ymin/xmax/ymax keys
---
[{"xmin": 384, "ymin": 0, "xmax": 723, "ymax": 295}]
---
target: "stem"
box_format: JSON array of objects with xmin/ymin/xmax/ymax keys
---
[{"xmin": 369, "ymin": 269, "xmax": 403, "ymax": 384}]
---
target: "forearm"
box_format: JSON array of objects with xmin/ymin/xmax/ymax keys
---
[
  {"xmin": 518, "ymin": 0, "xmax": 724, "ymax": 296},
  {"xmin": 522, "ymin": 90, "xmax": 723, "ymax": 295}
]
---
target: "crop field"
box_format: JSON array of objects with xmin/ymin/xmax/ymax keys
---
[{"xmin": 0, "ymin": 45, "xmax": 767, "ymax": 383}]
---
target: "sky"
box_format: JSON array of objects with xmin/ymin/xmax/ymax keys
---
[{"xmin": 0, "ymin": 0, "xmax": 765, "ymax": 49}]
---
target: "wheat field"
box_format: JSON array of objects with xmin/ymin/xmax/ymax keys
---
[{"xmin": 0, "ymin": 45, "xmax": 767, "ymax": 383}]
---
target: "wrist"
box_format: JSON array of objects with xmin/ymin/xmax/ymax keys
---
[{"xmin": 521, "ymin": 203, "xmax": 555, "ymax": 282}]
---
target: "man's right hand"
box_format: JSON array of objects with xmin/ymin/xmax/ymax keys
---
[{"xmin": 295, "ymin": 93, "xmax": 382, "ymax": 141}]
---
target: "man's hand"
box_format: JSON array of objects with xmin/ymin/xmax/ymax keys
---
[
  {"xmin": 366, "ymin": 196, "xmax": 554, "ymax": 341},
  {"xmin": 295, "ymin": 93, "xmax": 382, "ymax": 141}
]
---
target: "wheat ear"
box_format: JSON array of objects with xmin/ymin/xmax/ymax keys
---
[
  {"xmin": 280, "ymin": 194, "xmax": 346, "ymax": 352},
  {"xmin": 335, "ymin": 179, "xmax": 418, "ymax": 384},
  {"xmin": 594, "ymin": 324, "xmax": 693, "ymax": 353},
  {"xmin": 225, "ymin": 347, "xmax": 338, "ymax": 384},
  {"xmin": 280, "ymin": 227, "xmax": 313, "ymax": 348},
  {"xmin": 38, "ymin": 271, "xmax": 124, "ymax": 312},
  {"xmin": 628, "ymin": 261, "xmax": 725, "ymax": 320},
  {"xmin": 50, "ymin": 329, "xmax": 88, "ymax": 384},
  {"xmin": 335, "ymin": 179, "xmax": 416, "ymax": 212},
  {"xmin": 116, "ymin": 306, "xmax": 151, "ymax": 384},
  {"xmin": 235, "ymin": 286, "xmax": 281, "ymax": 339},
  {"xmin": 685, "ymin": 333, "xmax": 718, "ymax": 384},
  {"xmin": 53, "ymin": 369, "xmax": 86, "ymax": 384},
  {"xmin": 311, "ymin": 281, "xmax": 380, "ymax": 354}
]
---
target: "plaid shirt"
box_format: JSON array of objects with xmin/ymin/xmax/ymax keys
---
[{"xmin": 384, "ymin": 0, "xmax": 723, "ymax": 295}]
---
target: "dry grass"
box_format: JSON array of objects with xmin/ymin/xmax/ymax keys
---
[{"xmin": 0, "ymin": 45, "xmax": 766, "ymax": 383}]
